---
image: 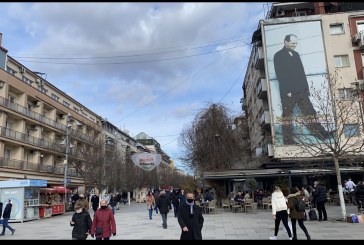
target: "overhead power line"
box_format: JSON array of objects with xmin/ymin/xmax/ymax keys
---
[
  {"xmin": 13, "ymin": 39, "xmax": 246, "ymax": 60},
  {"xmin": 16, "ymin": 44, "xmax": 246, "ymax": 65}
]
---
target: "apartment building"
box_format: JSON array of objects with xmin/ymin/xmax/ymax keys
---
[
  {"xmin": 134, "ymin": 132, "xmax": 173, "ymax": 169},
  {"xmin": 0, "ymin": 34, "xmax": 103, "ymax": 192},
  {"xmin": 242, "ymin": 2, "xmax": 364, "ymax": 184}
]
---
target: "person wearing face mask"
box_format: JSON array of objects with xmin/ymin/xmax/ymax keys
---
[
  {"xmin": 177, "ymin": 192, "xmax": 204, "ymax": 240},
  {"xmin": 90, "ymin": 199, "xmax": 116, "ymax": 240}
]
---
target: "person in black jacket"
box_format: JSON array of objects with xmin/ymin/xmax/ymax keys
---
[
  {"xmin": 312, "ymin": 181, "xmax": 328, "ymax": 221},
  {"xmin": 156, "ymin": 190, "xmax": 172, "ymax": 229},
  {"xmin": 273, "ymin": 34, "xmax": 330, "ymax": 145},
  {"xmin": 177, "ymin": 192, "xmax": 204, "ymax": 240},
  {"xmin": 0, "ymin": 199, "xmax": 15, "ymax": 236},
  {"xmin": 70, "ymin": 202, "xmax": 92, "ymax": 240}
]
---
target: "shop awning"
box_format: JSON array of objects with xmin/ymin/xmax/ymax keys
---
[
  {"xmin": 53, "ymin": 186, "xmax": 71, "ymax": 194},
  {"xmin": 40, "ymin": 188, "xmax": 57, "ymax": 194}
]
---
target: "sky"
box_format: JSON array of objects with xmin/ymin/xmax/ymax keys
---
[{"xmin": 0, "ymin": 2, "xmax": 270, "ymax": 171}]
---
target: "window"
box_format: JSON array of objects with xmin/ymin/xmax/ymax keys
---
[
  {"xmin": 334, "ymin": 55, "xmax": 349, "ymax": 67},
  {"xmin": 38, "ymin": 86, "xmax": 48, "ymax": 94},
  {"xmin": 6, "ymin": 66, "xmax": 16, "ymax": 76},
  {"xmin": 22, "ymin": 76, "xmax": 33, "ymax": 85},
  {"xmin": 73, "ymin": 107, "xmax": 79, "ymax": 113},
  {"xmin": 330, "ymin": 23, "xmax": 344, "ymax": 35},
  {"xmin": 4, "ymin": 149, "xmax": 12, "ymax": 159},
  {"xmin": 338, "ymin": 89, "xmax": 354, "ymax": 100},
  {"xmin": 344, "ymin": 124, "xmax": 359, "ymax": 137},
  {"xmin": 51, "ymin": 93, "xmax": 60, "ymax": 101},
  {"xmin": 63, "ymin": 101, "xmax": 70, "ymax": 108}
]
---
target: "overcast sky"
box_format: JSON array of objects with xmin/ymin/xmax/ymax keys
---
[{"xmin": 0, "ymin": 2, "xmax": 269, "ymax": 170}]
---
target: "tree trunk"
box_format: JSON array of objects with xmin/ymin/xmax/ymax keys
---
[{"xmin": 333, "ymin": 156, "xmax": 346, "ymax": 221}]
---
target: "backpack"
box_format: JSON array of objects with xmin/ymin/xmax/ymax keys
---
[{"xmin": 294, "ymin": 198, "xmax": 306, "ymax": 212}]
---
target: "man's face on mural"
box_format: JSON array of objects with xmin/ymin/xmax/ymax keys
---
[{"xmin": 284, "ymin": 35, "xmax": 298, "ymax": 50}]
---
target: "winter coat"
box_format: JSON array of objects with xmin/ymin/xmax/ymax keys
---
[
  {"xmin": 71, "ymin": 210, "xmax": 92, "ymax": 240},
  {"xmin": 312, "ymin": 184, "xmax": 327, "ymax": 203},
  {"xmin": 146, "ymin": 195, "xmax": 155, "ymax": 209},
  {"xmin": 271, "ymin": 190, "xmax": 288, "ymax": 215},
  {"xmin": 287, "ymin": 192, "xmax": 305, "ymax": 220},
  {"xmin": 91, "ymin": 207, "xmax": 116, "ymax": 238},
  {"xmin": 156, "ymin": 194, "xmax": 172, "ymax": 214},
  {"xmin": 178, "ymin": 202, "xmax": 204, "ymax": 240},
  {"xmin": 2, "ymin": 203, "xmax": 12, "ymax": 219}
]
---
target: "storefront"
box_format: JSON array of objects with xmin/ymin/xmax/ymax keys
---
[
  {"xmin": 0, "ymin": 179, "xmax": 47, "ymax": 222},
  {"xmin": 39, "ymin": 186, "xmax": 71, "ymax": 218}
]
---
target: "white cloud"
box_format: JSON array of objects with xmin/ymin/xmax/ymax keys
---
[{"xmin": 0, "ymin": 2, "xmax": 267, "ymax": 169}]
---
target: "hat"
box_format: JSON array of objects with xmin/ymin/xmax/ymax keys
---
[{"xmin": 74, "ymin": 202, "xmax": 83, "ymax": 211}]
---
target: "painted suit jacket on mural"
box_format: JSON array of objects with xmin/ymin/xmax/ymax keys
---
[{"xmin": 274, "ymin": 46, "xmax": 310, "ymax": 97}]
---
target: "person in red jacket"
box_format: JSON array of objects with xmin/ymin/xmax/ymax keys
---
[{"xmin": 90, "ymin": 199, "xmax": 116, "ymax": 240}]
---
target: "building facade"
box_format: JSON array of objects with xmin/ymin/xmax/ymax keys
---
[
  {"xmin": 0, "ymin": 34, "xmax": 103, "ymax": 193},
  {"xmin": 242, "ymin": 2, "xmax": 364, "ymax": 184}
]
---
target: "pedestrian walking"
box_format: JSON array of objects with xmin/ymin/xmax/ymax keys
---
[
  {"xmin": 70, "ymin": 202, "xmax": 92, "ymax": 240},
  {"xmin": 177, "ymin": 192, "xmax": 204, "ymax": 240},
  {"xmin": 90, "ymin": 199, "xmax": 116, "ymax": 240},
  {"xmin": 156, "ymin": 190, "xmax": 172, "ymax": 229},
  {"xmin": 270, "ymin": 186, "xmax": 292, "ymax": 240},
  {"xmin": 287, "ymin": 187, "xmax": 311, "ymax": 240},
  {"xmin": 0, "ymin": 199, "xmax": 15, "ymax": 236}
]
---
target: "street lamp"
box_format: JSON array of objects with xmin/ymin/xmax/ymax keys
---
[{"xmin": 63, "ymin": 114, "xmax": 71, "ymax": 189}]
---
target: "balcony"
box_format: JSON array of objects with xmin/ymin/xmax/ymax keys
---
[
  {"xmin": 352, "ymin": 31, "xmax": 364, "ymax": 49},
  {"xmin": 257, "ymin": 77, "xmax": 267, "ymax": 99},
  {"xmin": 0, "ymin": 127, "xmax": 66, "ymax": 153},
  {"xmin": 253, "ymin": 45, "xmax": 264, "ymax": 71},
  {"xmin": 259, "ymin": 110, "xmax": 271, "ymax": 129}
]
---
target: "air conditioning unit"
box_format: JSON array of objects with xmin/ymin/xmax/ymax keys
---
[
  {"xmin": 59, "ymin": 114, "xmax": 66, "ymax": 119},
  {"xmin": 352, "ymin": 33, "xmax": 360, "ymax": 44},
  {"xmin": 19, "ymin": 67, "xmax": 26, "ymax": 74},
  {"xmin": 30, "ymin": 125, "xmax": 38, "ymax": 131},
  {"xmin": 33, "ymin": 101, "xmax": 41, "ymax": 107},
  {"xmin": 30, "ymin": 150, "xmax": 37, "ymax": 154}
]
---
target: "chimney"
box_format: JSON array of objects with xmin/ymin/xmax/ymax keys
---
[{"xmin": 0, "ymin": 33, "xmax": 2, "ymax": 47}]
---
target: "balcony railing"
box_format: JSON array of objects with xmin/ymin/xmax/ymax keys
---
[
  {"xmin": 0, "ymin": 96, "xmax": 67, "ymax": 131},
  {"xmin": 0, "ymin": 157, "xmax": 81, "ymax": 177},
  {"xmin": 0, "ymin": 96, "xmax": 95, "ymax": 144},
  {"xmin": 0, "ymin": 126, "xmax": 66, "ymax": 153}
]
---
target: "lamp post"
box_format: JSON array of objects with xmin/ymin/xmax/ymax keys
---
[{"xmin": 64, "ymin": 114, "xmax": 71, "ymax": 189}]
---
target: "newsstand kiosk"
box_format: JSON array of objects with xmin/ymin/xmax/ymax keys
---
[{"xmin": 0, "ymin": 179, "xmax": 47, "ymax": 222}]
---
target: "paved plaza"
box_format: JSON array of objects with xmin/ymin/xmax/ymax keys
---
[{"xmin": 0, "ymin": 202, "xmax": 363, "ymax": 240}]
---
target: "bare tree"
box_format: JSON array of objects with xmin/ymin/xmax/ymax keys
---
[
  {"xmin": 279, "ymin": 69, "xmax": 364, "ymax": 221},
  {"xmin": 179, "ymin": 102, "xmax": 246, "ymax": 173},
  {"xmin": 70, "ymin": 131, "xmax": 106, "ymax": 193}
]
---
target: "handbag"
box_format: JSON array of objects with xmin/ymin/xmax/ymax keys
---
[{"xmin": 95, "ymin": 227, "xmax": 103, "ymax": 235}]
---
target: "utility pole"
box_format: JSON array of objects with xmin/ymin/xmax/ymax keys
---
[{"xmin": 64, "ymin": 114, "xmax": 71, "ymax": 189}]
